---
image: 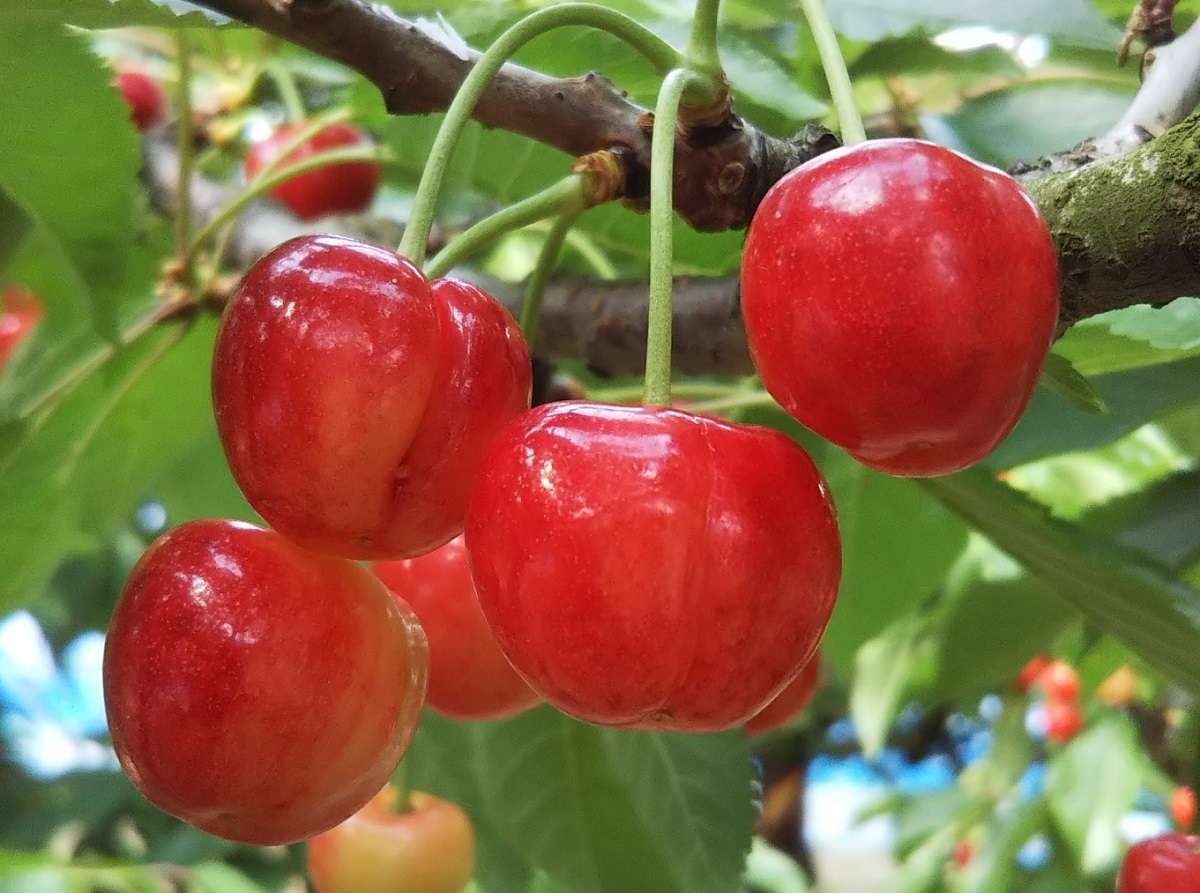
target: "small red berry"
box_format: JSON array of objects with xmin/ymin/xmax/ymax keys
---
[
  {"xmin": 1171, "ymin": 786, "xmax": 1197, "ymax": 833},
  {"xmin": 1016, "ymin": 655, "xmax": 1051, "ymax": 692},
  {"xmin": 244, "ymin": 122, "xmax": 380, "ymax": 221},
  {"xmin": 742, "ymin": 138, "xmax": 1059, "ymax": 477},
  {"xmin": 1045, "ymin": 700, "xmax": 1083, "ymax": 743},
  {"xmin": 952, "ymin": 840, "xmax": 973, "ymax": 868},
  {"xmin": 745, "ymin": 655, "xmax": 823, "ymax": 735},
  {"xmin": 1038, "ymin": 661, "xmax": 1080, "ymax": 702},
  {"xmin": 1117, "ymin": 833, "xmax": 1200, "ymax": 893},
  {"xmin": 103, "ymin": 519, "xmax": 429, "ymax": 844},
  {"xmin": 114, "ymin": 70, "xmax": 166, "ymax": 131},
  {"xmin": 374, "ymin": 537, "xmax": 540, "ymax": 721},
  {"xmin": 0, "ymin": 285, "xmax": 43, "ymax": 369}
]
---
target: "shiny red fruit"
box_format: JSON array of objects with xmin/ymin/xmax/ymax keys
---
[
  {"xmin": 1118, "ymin": 834, "xmax": 1200, "ymax": 892},
  {"xmin": 212, "ymin": 236, "xmax": 531, "ymax": 559},
  {"xmin": 742, "ymin": 138, "xmax": 1059, "ymax": 477},
  {"xmin": 745, "ymin": 654, "xmax": 823, "ymax": 735},
  {"xmin": 1016, "ymin": 655, "xmax": 1051, "ymax": 692},
  {"xmin": 0, "ymin": 285, "xmax": 43, "ymax": 369},
  {"xmin": 114, "ymin": 70, "xmax": 166, "ymax": 131},
  {"xmin": 1172, "ymin": 786, "xmax": 1197, "ymax": 832},
  {"xmin": 1045, "ymin": 700, "xmax": 1083, "ymax": 743},
  {"xmin": 308, "ymin": 785, "xmax": 475, "ymax": 893},
  {"xmin": 466, "ymin": 402, "xmax": 841, "ymax": 732},
  {"xmin": 1038, "ymin": 660, "xmax": 1080, "ymax": 702},
  {"xmin": 244, "ymin": 122, "xmax": 380, "ymax": 221},
  {"xmin": 374, "ymin": 537, "xmax": 539, "ymax": 721},
  {"xmin": 103, "ymin": 519, "xmax": 428, "ymax": 845}
]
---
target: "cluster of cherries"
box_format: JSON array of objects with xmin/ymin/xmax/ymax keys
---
[{"xmin": 1016, "ymin": 656, "xmax": 1085, "ymax": 744}]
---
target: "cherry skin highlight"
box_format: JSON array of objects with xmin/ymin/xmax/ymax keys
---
[
  {"xmin": 742, "ymin": 138, "xmax": 1059, "ymax": 477},
  {"xmin": 114, "ymin": 70, "xmax": 166, "ymax": 131},
  {"xmin": 745, "ymin": 654, "xmax": 823, "ymax": 735},
  {"xmin": 103, "ymin": 519, "xmax": 429, "ymax": 845},
  {"xmin": 466, "ymin": 402, "xmax": 841, "ymax": 732},
  {"xmin": 308, "ymin": 785, "xmax": 475, "ymax": 893},
  {"xmin": 244, "ymin": 122, "xmax": 380, "ymax": 221},
  {"xmin": 1038, "ymin": 660, "xmax": 1080, "ymax": 702},
  {"xmin": 212, "ymin": 235, "xmax": 531, "ymax": 559},
  {"xmin": 0, "ymin": 285, "xmax": 43, "ymax": 369},
  {"xmin": 1117, "ymin": 834, "xmax": 1200, "ymax": 893},
  {"xmin": 374, "ymin": 536, "xmax": 540, "ymax": 721}
]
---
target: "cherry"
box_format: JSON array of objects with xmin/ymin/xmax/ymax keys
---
[
  {"xmin": 114, "ymin": 70, "xmax": 166, "ymax": 132},
  {"xmin": 465, "ymin": 402, "xmax": 841, "ymax": 732},
  {"xmin": 374, "ymin": 536, "xmax": 539, "ymax": 721},
  {"xmin": 1172, "ymin": 786, "xmax": 1197, "ymax": 832},
  {"xmin": 952, "ymin": 840, "xmax": 973, "ymax": 869},
  {"xmin": 1016, "ymin": 654, "xmax": 1051, "ymax": 692},
  {"xmin": 103, "ymin": 519, "xmax": 429, "ymax": 845},
  {"xmin": 741, "ymin": 138, "xmax": 1059, "ymax": 477},
  {"xmin": 1037, "ymin": 660, "xmax": 1080, "ymax": 702},
  {"xmin": 745, "ymin": 654, "xmax": 823, "ymax": 735},
  {"xmin": 212, "ymin": 235, "xmax": 531, "ymax": 560},
  {"xmin": 1044, "ymin": 700, "xmax": 1083, "ymax": 744},
  {"xmin": 244, "ymin": 122, "xmax": 380, "ymax": 221},
  {"xmin": 1117, "ymin": 833, "xmax": 1200, "ymax": 893},
  {"xmin": 0, "ymin": 285, "xmax": 43, "ymax": 369},
  {"xmin": 308, "ymin": 785, "xmax": 475, "ymax": 893}
]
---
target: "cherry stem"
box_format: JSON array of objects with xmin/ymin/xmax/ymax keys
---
[
  {"xmin": 423, "ymin": 174, "xmax": 590, "ymax": 280},
  {"xmin": 391, "ymin": 758, "xmax": 412, "ymax": 814},
  {"xmin": 684, "ymin": 0, "xmax": 725, "ymax": 91},
  {"xmin": 643, "ymin": 68, "xmax": 708, "ymax": 407},
  {"xmin": 520, "ymin": 208, "xmax": 582, "ymax": 350},
  {"xmin": 798, "ymin": 0, "xmax": 866, "ymax": 145},
  {"xmin": 267, "ymin": 60, "xmax": 306, "ymax": 123},
  {"xmin": 174, "ymin": 31, "xmax": 196, "ymax": 287},
  {"xmin": 396, "ymin": 3, "xmax": 683, "ymax": 267}
]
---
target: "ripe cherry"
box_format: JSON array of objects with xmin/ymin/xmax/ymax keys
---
[
  {"xmin": 742, "ymin": 138, "xmax": 1059, "ymax": 477},
  {"xmin": 466, "ymin": 402, "xmax": 841, "ymax": 732},
  {"xmin": 745, "ymin": 654, "xmax": 823, "ymax": 735},
  {"xmin": 212, "ymin": 236, "xmax": 531, "ymax": 560},
  {"xmin": 244, "ymin": 122, "xmax": 380, "ymax": 221},
  {"xmin": 114, "ymin": 69, "xmax": 166, "ymax": 131},
  {"xmin": 308, "ymin": 785, "xmax": 475, "ymax": 893},
  {"xmin": 1038, "ymin": 660, "xmax": 1080, "ymax": 702},
  {"xmin": 1045, "ymin": 700, "xmax": 1083, "ymax": 744},
  {"xmin": 0, "ymin": 285, "xmax": 43, "ymax": 369},
  {"xmin": 103, "ymin": 519, "xmax": 429, "ymax": 845},
  {"xmin": 1016, "ymin": 655, "xmax": 1051, "ymax": 692},
  {"xmin": 1117, "ymin": 833, "xmax": 1200, "ymax": 892},
  {"xmin": 374, "ymin": 537, "xmax": 539, "ymax": 721},
  {"xmin": 952, "ymin": 840, "xmax": 973, "ymax": 869},
  {"xmin": 1172, "ymin": 786, "xmax": 1197, "ymax": 832}
]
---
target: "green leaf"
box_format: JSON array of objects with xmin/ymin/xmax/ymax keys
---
[
  {"xmin": 851, "ymin": 613, "xmax": 932, "ymax": 757},
  {"xmin": 0, "ymin": 23, "xmax": 140, "ymax": 338},
  {"xmin": 1056, "ymin": 299, "xmax": 1200, "ymax": 375},
  {"xmin": 743, "ymin": 839, "xmax": 811, "ymax": 893},
  {"xmin": 956, "ymin": 798, "xmax": 1046, "ymax": 893},
  {"xmin": 1046, "ymin": 716, "xmax": 1142, "ymax": 874},
  {"xmin": 924, "ymin": 471, "xmax": 1200, "ymax": 694},
  {"xmin": 1039, "ymin": 354, "xmax": 1108, "ymax": 415},
  {"xmin": 851, "ymin": 36, "xmax": 1023, "ymax": 81},
  {"xmin": 3, "ymin": 0, "xmax": 224, "ymax": 28},
  {"xmin": 189, "ymin": 862, "xmax": 268, "ymax": 893}
]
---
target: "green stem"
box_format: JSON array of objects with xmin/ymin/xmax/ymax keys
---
[
  {"xmin": 397, "ymin": 3, "xmax": 682, "ymax": 266},
  {"xmin": 186, "ymin": 145, "xmax": 386, "ymax": 263},
  {"xmin": 175, "ymin": 31, "xmax": 195, "ymax": 285},
  {"xmin": 424, "ymin": 175, "xmax": 589, "ymax": 279},
  {"xmin": 257, "ymin": 108, "xmax": 351, "ymax": 181},
  {"xmin": 520, "ymin": 209, "xmax": 581, "ymax": 351},
  {"xmin": 685, "ymin": 0, "xmax": 723, "ymax": 81},
  {"xmin": 643, "ymin": 69, "xmax": 707, "ymax": 406},
  {"xmin": 798, "ymin": 0, "xmax": 866, "ymax": 145},
  {"xmin": 267, "ymin": 61, "xmax": 306, "ymax": 123}
]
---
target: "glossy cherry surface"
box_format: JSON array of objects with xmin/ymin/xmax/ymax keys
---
[
  {"xmin": 212, "ymin": 236, "xmax": 530, "ymax": 559},
  {"xmin": 374, "ymin": 537, "xmax": 539, "ymax": 721},
  {"xmin": 1045, "ymin": 700, "xmax": 1083, "ymax": 744},
  {"xmin": 1038, "ymin": 660, "xmax": 1080, "ymax": 702},
  {"xmin": 1117, "ymin": 834, "xmax": 1200, "ymax": 893},
  {"xmin": 103, "ymin": 519, "xmax": 429, "ymax": 845},
  {"xmin": 308, "ymin": 785, "xmax": 475, "ymax": 893},
  {"xmin": 745, "ymin": 654, "xmax": 822, "ymax": 735},
  {"xmin": 0, "ymin": 285, "xmax": 43, "ymax": 369},
  {"xmin": 466, "ymin": 402, "xmax": 841, "ymax": 732},
  {"xmin": 244, "ymin": 122, "xmax": 380, "ymax": 221},
  {"xmin": 114, "ymin": 70, "xmax": 166, "ymax": 131},
  {"xmin": 742, "ymin": 138, "xmax": 1059, "ymax": 477}
]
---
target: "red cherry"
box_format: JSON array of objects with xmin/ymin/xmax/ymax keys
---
[
  {"xmin": 1016, "ymin": 654, "xmax": 1051, "ymax": 692},
  {"xmin": 952, "ymin": 840, "xmax": 973, "ymax": 869},
  {"xmin": 103, "ymin": 519, "xmax": 428, "ymax": 845},
  {"xmin": 741, "ymin": 138, "xmax": 1059, "ymax": 477},
  {"xmin": 466, "ymin": 402, "xmax": 841, "ymax": 732},
  {"xmin": 212, "ymin": 235, "xmax": 531, "ymax": 559},
  {"xmin": 1045, "ymin": 700, "xmax": 1083, "ymax": 743},
  {"xmin": 745, "ymin": 654, "xmax": 823, "ymax": 735},
  {"xmin": 244, "ymin": 122, "xmax": 380, "ymax": 221},
  {"xmin": 1117, "ymin": 834, "xmax": 1200, "ymax": 893},
  {"xmin": 1038, "ymin": 660, "xmax": 1080, "ymax": 702},
  {"xmin": 0, "ymin": 285, "xmax": 43, "ymax": 369},
  {"xmin": 1172, "ymin": 786, "xmax": 1197, "ymax": 833},
  {"xmin": 308, "ymin": 785, "xmax": 475, "ymax": 893},
  {"xmin": 114, "ymin": 70, "xmax": 166, "ymax": 131},
  {"xmin": 374, "ymin": 536, "xmax": 540, "ymax": 721}
]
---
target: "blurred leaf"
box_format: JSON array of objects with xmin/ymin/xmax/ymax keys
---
[
  {"xmin": 1056, "ymin": 299, "xmax": 1200, "ymax": 375},
  {"xmin": 1039, "ymin": 354, "xmax": 1107, "ymax": 415},
  {"xmin": 851, "ymin": 614, "xmax": 931, "ymax": 757},
  {"xmin": 743, "ymin": 838, "xmax": 811, "ymax": 893},
  {"xmin": 0, "ymin": 186, "xmax": 32, "ymax": 272},
  {"xmin": 189, "ymin": 862, "xmax": 268, "ymax": 893},
  {"xmin": 883, "ymin": 821, "xmax": 960, "ymax": 893},
  {"xmin": 851, "ymin": 36, "xmax": 1022, "ymax": 80},
  {"xmin": 956, "ymin": 799, "xmax": 1046, "ymax": 893},
  {"xmin": 4, "ymin": 0, "xmax": 225, "ymax": 27},
  {"xmin": 1046, "ymin": 716, "xmax": 1141, "ymax": 873}
]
